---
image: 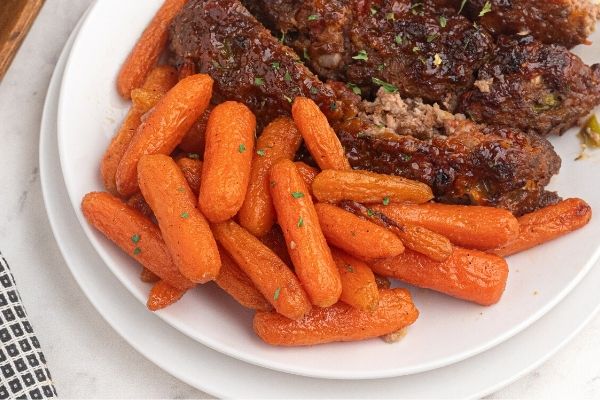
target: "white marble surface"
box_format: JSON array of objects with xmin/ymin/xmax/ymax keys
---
[{"xmin": 0, "ymin": 1, "xmax": 599, "ymax": 398}]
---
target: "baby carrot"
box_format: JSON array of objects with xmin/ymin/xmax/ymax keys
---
[
  {"xmin": 370, "ymin": 247, "xmax": 509, "ymax": 306},
  {"xmin": 81, "ymin": 192, "xmax": 193, "ymax": 290},
  {"xmin": 147, "ymin": 280, "xmax": 186, "ymax": 311},
  {"xmin": 270, "ymin": 159, "xmax": 342, "ymax": 307},
  {"xmin": 313, "ymin": 169, "xmax": 433, "ymax": 204},
  {"xmin": 178, "ymin": 105, "xmax": 212, "ymax": 154},
  {"xmin": 126, "ymin": 193, "xmax": 153, "ymax": 218},
  {"xmin": 215, "ymin": 247, "xmax": 272, "ymax": 311},
  {"xmin": 315, "ymin": 203, "xmax": 404, "ymax": 260},
  {"xmin": 212, "ymin": 220, "xmax": 311, "ymax": 320},
  {"xmin": 331, "ymin": 248, "xmax": 379, "ymax": 311},
  {"xmin": 140, "ymin": 267, "xmax": 160, "ymax": 283},
  {"xmin": 294, "ymin": 161, "xmax": 319, "ymax": 195},
  {"xmin": 493, "ymin": 198, "xmax": 592, "ymax": 256},
  {"xmin": 116, "ymin": 74, "xmax": 213, "ymax": 197},
  {"xmin": 239, "ymin": 117, "xmax": 303, "ymax": 237},
  {"xmin": 372, "ymin": 203, "xmax": 519, "ymax": 250},
  {"xmin": 259, "ymin": 226, "xmax": 293, "ymax": 269},
  {"xmin": 253, "ymin": 288, "xmax": 419, "ymax": 346},
  {"xmin": 176, "ymin": 157, "xmax": 203, "ymax": 195},
  {"xmin": 117, "ymin": 0, "xmax": 187, "ymax": 98},
  {"xmin": 137, "ymin": 154, "xmax": 220, "ymax": 283},
  {"xmin": 291, "ymin": 97, "xmax": 350, "ymax": 170},
  {"xmin": 198, "ymin": 101, "xmax": 256, "ymax": 223}
]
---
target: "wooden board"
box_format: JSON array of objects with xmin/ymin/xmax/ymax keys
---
[{"xmin": 0, "ymin": 0, "xmax": 45, "ymax": 81}]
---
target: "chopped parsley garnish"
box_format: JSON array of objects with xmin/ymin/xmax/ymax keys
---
[
  {"xmin": 297, "ymin": 216, "xmax": 304, "ymax": 228},
  {"xmin": 273, "ymin": 287, "xmax": 281, "ymax": 301},
  {"xmin": 256, "ymin": 149, "xmax": 266, "ymax": 157},
  {"xmin": 284, "ymin": 71, "xmax": 292, "ymax": 82},
  {"xmin": 382, "ymin": 197, "xmax": 390, "ymax": 206},
  {"xmin": 180, "ymin": 212, "xmax": 190, "ymax": 219},
  {"xmin": 188, "ymin": 153, "xmax": 200, "ymax": 159},
  {"xmin": 395, "ymin": 34, "xmax": 404, "ymax": 45},
  {"xmin": 133, "ymin": 247, "xmax": 142, "ymax": 256},
  {"xmin": 347, "ymin": 83, "xmax": 362, "ymax": 95},
  {"xmin": 291, "ymin": 191, "xmax": 305, "ymax": 199},
  {"xmin": 330, "ymin": 102, "xmax": 338, "ymax": 111},
  {"xmin": 131, "ymin": 234, "xmax": 141, "ymax": 244},
  {"xmin": 271, "ymin": 61, "xmax": 280, "ymax": 70},
  {"xmin": 426, "ymin": 34, "xmax": 438, "ymax": 43},
  {"xmin": 238, "ymin": 143, "xmax": 246, "ymax": 153},
  {"xmin": 307, "ymin": 14, "xmax": 320, "ymax": 21},
  {"xmin": 439, "ymin": 15, "xmax": 447, "ymax": 28},
  {"xmin": 458, "ymin": 0, "xmax": 468, "ymax": 14},
  {"xmin": 352, "ymin": 50, "xmax": 368, "ymax": 61},
  {"xmin": 310, "ymin": 87, "xmax": 319, "ymax": 95},
  {"xmin": 254, "ymin": 77, "xmax": 265, "ymax": 86},
  {"xmin": 479, "ymin": 1, "xmax": 492, "ymax": 17},
  {"xmin": 177, "ymin": 187, "xmax": 185, "ymax": 193},
  {"xmin": 372, "ymin": 77, "xmax": 398, "ymax": 93},
  {"xmin": 367, "ymin": 208, "xmax": 375, "ymax": 217}
]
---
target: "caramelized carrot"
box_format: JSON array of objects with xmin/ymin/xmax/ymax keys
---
[
  {"xmin": 253, "ymin": 288, "xmax": 419, "ymax": 346},
  {"xmin": 493, "ymin": 198, "xmax": 592, "ymax": 256},
  {"xmin": 215, "ymin": 247, "xmax": 272, "ymax": 311},
  {"xmin": 270, "ymin": 159, "xmax": 342, "ymax": 307},
  {"xmin": 291, "ymin": 97, "xmax": 350, "ymax": 170},
  {"xmin": 147, "ymin": 280, "xmax": 186, "ymax": 311},
  {"xmin": 259, "ymin": 226, "xmax": 293, "ymax": 268},
  {"xmin": 315, "ymin": 203, "xmax": 404, "ymax": 260},
  {"xmin": 198, "ymin": 101, "xmax": 256, "ymax": 223},
  {"xmin": 126, "ymin": 193, "xmax": 153, "ymax": 218},
  {"xmin": 212, "ymin": 220, "xmax": 311, "ymax": 320},
  {"xmin": 137, "ymin": 154, "xmax": 220, "ymax": 283},
  {"xmin": 81, "ymin": 192, "xmax": 193, "ymax": 290},
  {"xmin": 178, "ymin": 106, "xmax": 212, "ymax": 155},
  {"xmin": 331, "ymin": 248, "xmax": 379, "ymax": 311},
  {"xmin": 140, "ymin": 267, "xmax": 160, "ymax": 283},
  {"xmin": 117, "ymin": 0, "xmax": 187, "ymax": 98},
  {"xmin": 176, "ymin": 157, "xmax": 203, "ymax": 195},
  {"xmin": 130, "ymin": 88, "xmax": 163, "ymax": 113},
  {"xmin": 372, "ymin": 203, "xmax": 519, "ymax": 250},
  {"xmin": 294, "ymin": 161, "xmax": 319, "ymax": 194},
  {"xmin": 239, "ymin": 117, "xmax": 303, "ymax": 237},
  {"xmin": 313, "ymin": 169, "xmax": 433, "ymax": 204},
  {"xmin": 116, "ymin": 74, "xmax": 213, "ymax": 197},
  {"xmin": 370, "ymin": 248, "xmax": 509, "ymax": 306}
]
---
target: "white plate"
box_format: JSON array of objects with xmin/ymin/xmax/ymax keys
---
[
  {"xmin": 41, "ymin": 12, "xmax": 600, "ymax": 398},
  {"xmin": 56, "ymin": 0, "xmax": 600, "ymax": 379}
]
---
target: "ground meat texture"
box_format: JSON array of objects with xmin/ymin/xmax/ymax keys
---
[
  {"xmin": 435, "ymin": 0, "xmax": 600, "ymax": 49},
  {"xmin": 458, "ymin": 35, "xmax": 600, "ymax": 136}
]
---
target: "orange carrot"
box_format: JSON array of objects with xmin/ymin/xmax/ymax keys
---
[
  {"xmin": 215, "ymin": 247, "xmax": 272, "ymax": 311},
  {"xmin": 147, "ymin": 280, "xmax": 186, "ymax": 311},
  {"xmin": 130, "ymin": 88, "xmax": 163, "ymax": 113},
  {"xmin": 370, "ymin": 247, "xmax": 509, "ymax": 306},
  {"xmin": 331, "ymin": 248, "xmax": 379, "ymax": 311},
  {"xmin": 315, "ymin": 203, "xmax": 405, "ymax": 260},
  {"xmin": 253, "ymin": 288, "xmax": 419, "ymax": 346},
  {"xmin": 270, "ymin": 159, "xmax": 342, "ymax": 307},
  {"xmin": 372, "ymin": 203, "xmax": 519, "ymax": 250},
  {"xmin": 137, "ymin": 154, "xmax": 220, "ymax": 283},
  {"xmin": 176, "ymin": 157, "xmax": 203, "ymax": 195},
  {"xmin": 294, "ymin": 162, "xmax": 319, "ymax": 194},
  {"xmin": 126, "ymin": 193, "xmax": 153, "ymax": 218},
  {"xmin": 212, "ymin": 220, "xmax": 311, "ymax": 320},
  {"xmin": 239, "ymin": 117, "xmax": 303, "ymax": 237},
  {"xmin": 140, "ymin": 267, "xmax": 160, "ymax": 283},
  {"xmin": 81, "ymin": 192, "xmax": 193, "ymax": 290},
  {"xmin": 313, "ymin": 169, "xmax": 433, "ymax": 204},
  {"xmin": 117, "ymin": 0, "xmax": 187, "ymax": 98},
  {"xmin": 178, "ymin": 106, "xmax": 212, "ymax": 154},
  {"xmin": 198, "ymin": 101, "xmax": 256, "ymax": 223},
  {"xmin": 493, "ymin": 198, "xmax": 592, "ymax": 256},
  {"xmin": 116, "ymin": 74, "xmax": 213, "ymax": 197},
  {"xmin": 291, "ymin": 97, "xmax": 350, "ymax": 170}
]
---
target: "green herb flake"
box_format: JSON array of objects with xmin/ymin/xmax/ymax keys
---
[
  {"xmin": 271, "ymin": 61, "xmax": 280, "ymax": 70},
  {"xmin": 395, "ymin": 34, "xmax": 404, "ymax": 45},
  {"xmin": 177, "ymin": 187, "xmax": 185, "ymax": 193},
  {"xmin": 458, "ymin": 0, "xmax": 468, "ymax": 13},
  {"xmin": 297, "ymin": 216, "xmax": 304, "ymax": 228},
  {"xmin": 377, "ymin": 63, "xmax": 386, "ymax": 71},
  {"xmin": 352, "ymin": 50, "xmax": 368, "ymax": 61},
  {"xmin": 345, "ymin": 264, "xmax": 354, "ymax": 273},
  {"xmin": 131, "ymin": 234, "xmax": 141, "ymax": 244},
  {"xmin": 133, "ymin": 247, "xmax": 142, "ymax": 256},
  {"xmin": 310, "ymin": 87, "xmax": 319, "ymax": 95},
  {"xmin": 478, "ymin": 1, "xmax": 492, "ymax": 17},
  {"xmin": 426, "ymin": 34, "xmax": 438, "ymax": 43},
  {"xmin": 307, "ymin": 14, "xmax": 320, "ymax": 21},
  {"xmin": 347, "ymin": 83, "xmax": 362, "ymax": 95},
  {"xmin": 256, "ymin": 149, "xmax": 266, "ymax": 157},
  {"xmin": 284, "ymin": 71, "xmax": 292, "ymax": 82},
  {"xmin": 239, "ymin": 143, "xmax": 246, "ymax": 153},
  {"xmin": 382, "ymin": 197, "xmax": 390, "ymax": 206},
  {"xmin": 188, "ymin": 153, "xmax": 200, "ymax": 159},
  {"xmin": 254, "ymin": 77, "xmax": 265, "ymax": 86},
  {"xmin": 330, "ymin": 102, "xmax": 338, "ymax": 111},
  {"xmin": 273, "ymin": 287, "xmax": 281, "ymax": 301},
  {"xmin": 439, "ymin": 15, "xmax": 447, "ymax": 28},
  {"xmin": 291, "ymin": 191, "xmax": 305, "ymax": 199},
  {"xmin": 372, "ymin": 77, "xmax": 398, "ymax": 93},
  {"xmin": 385, "ymin": 12, "xmax": 395, "ymax": 21},
  {"xmin": 180, "ymin": 212, "xmax": 190, "ymax": 219},
  {"xmin": 367, "ymin": 208, "xmax": 375, "ymax": 217}
]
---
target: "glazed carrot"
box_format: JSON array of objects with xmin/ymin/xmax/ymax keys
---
[
  {"xmin": 147, "ymin": 280, "xmax": 186, "ymax": 311},
  {"xmin": 313, "ymin": 169, "xmax": 433, "ymax": 204},
  {"xmin": 253, "ymin": 288, "xmax": 419, "ymax": 346},
  {"xmin": 294, "ymin": 162, "xmax": 319, "ymax": 195},
  {"xmin": 137, "ymin": 154, "xmax": 220, "ymax": 283},
  {"xmin": 315, "ymin": 203, "xmax": 404, "ymax": 260},
  {"xmin": 81, "ymin": 192, "xmax": 193, "ymax": 290},
  {"xmin": 116, "ymin": 0, "xmax": 187, "ymax": 98},
  {"xmin": 259, "ymin": 226, "xmax": 293, "ymax": 268},
  {"xmin": 178, "ymin": 106, "xmax": 212, "ymax": 154},
  {"xmin": 140, "ymin": 267, "xmax": 160, "ymax": 283},
  {"xmin": 341, "ymin": 201, "xmax": 452, "ymax": 262},
  {"xmin": 126, "ymin": 193, "xmax": 153, "ymax": 218},
  {"xmin": 372, "ymin": 203, "xmax": 519, "ymax": 250},
  {"xmin": 239, "ymin": 117, "xmax": 303, "ymax": 237},
  {"xmin": 215, "ymin": 247, "xmax": 272, "ymax": 311},
  {"xmin": 130, "ymin": 88, "xmax": 163, "ymax": 113},
  {"xmin": 176, "ymin": 157, "xmax": 203, "ymax": 195},
  {"xmin": 375, "ymin": 274, "xmax": 391, "ymax": 289},
  {"xmin": 116, "ymin": 74, "xmax": 213, "ymax": 197},
  {"xmin": 331, "ymin": 248, "xmax": 379, "ymax": 311},
  {"xmin": 270, "ymin": 159, "xmax": 342, "ymax": 307},
  {"xmin": 212, "ymin": 220, "xmax": 311, "ymax": 320},
  {"xmin": 493, "ymin": 198, "xmax": 592, "ymax": 257},
  {"xmin": 370, "ymin": 248, "xmax": 509, "ymax": 306},
  {"xmin": 101, "ymin": 66, "xmax": 178, "ymax": 195},
  {"xmin": 198, "ymin": 101, "xmax": 256, "ymax": 223},
  {"xmin": 291, "ymin": 97, "xmax": 350, "ymax": 170}
]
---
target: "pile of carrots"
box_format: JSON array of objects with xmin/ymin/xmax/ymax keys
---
[{"xmin": 81, "ymin": 0, "xmax": 593, "ymax": 347}]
